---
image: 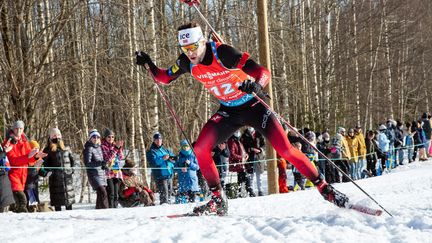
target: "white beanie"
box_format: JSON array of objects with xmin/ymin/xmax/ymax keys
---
[
  {"xmin": 12, "ymin": 120, "xmax": 25, "ymax": 129},
  {"xmin": 49, "ymin": 128, "xmax": 62, "ymax": 139}
]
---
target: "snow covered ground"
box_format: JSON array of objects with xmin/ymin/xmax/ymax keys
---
[{"xmin": 1, "ymin": 161, "xmax": 431, "ymax": 243}]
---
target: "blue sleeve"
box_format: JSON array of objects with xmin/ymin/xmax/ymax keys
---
[
  {"xmin": 147, "ymin": 149, "xmax": 166, "ymax": 167},
  {"xmin": 188, "ymin": 156, "xmax": 199, "ymax": 171}
]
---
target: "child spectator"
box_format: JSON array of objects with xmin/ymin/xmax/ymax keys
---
[
  {"xmin": 119, "ymin": 159, "xmax": 155, "ymax": 207},
  {"xmin": 175, "ymin": 140, "xmax": 200, "ymax": 203},
  {"xmin": 292, "ymin": 142, "xmax": 305, "ymax": 190}
]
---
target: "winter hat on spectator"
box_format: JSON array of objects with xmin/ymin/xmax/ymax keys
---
[
  {"xmin": 88, "ymin": 129, "xmax": 101, "ymax": 139},
  {"xmin": 180, "ymin": 139, "xmax": 189, "ymax": 147},
  {"xmin": 322, "ymin": 132, "xmax": 330, "ymax": 141},
  {"xmin": 49, "ymin": 128, "xmax": 62, "ymax": 139},
  {"xmin": 123, "ymin": 159, "xmax": 136, "ymax": 169},
  {"xmin": 12, "ymin": 120, "xmax": 25, "ymax": 129},
  {"xmin": 337, "ymin": 127, "xmax": 346, "ymax": 134},
  {"xmin": 103, "ymin": 128, "xmax": 114, "ymax": 138},
  {"xmin": 305, "ymin": 131, "xmax": 316, "ymax": 141},
  {"xmin": 153, "ymin": 132, "xmax": 162, "ymax": 140},
  {"xmin": 379, "ymin": 124, "xmax": 387, "ymax": 131}
]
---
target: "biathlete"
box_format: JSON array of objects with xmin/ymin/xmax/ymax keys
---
[{"xmin": 136, "ymin": 22, "xmax": 348, "ymax": 215}]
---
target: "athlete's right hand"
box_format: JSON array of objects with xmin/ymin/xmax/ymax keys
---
[{"xmin": 135, "ymin": 51, "xmax": 151, "ymax": 66}]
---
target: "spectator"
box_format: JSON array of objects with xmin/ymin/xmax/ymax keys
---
[
  {"xmin": 277, "ymin": 158, "xmax": 289, "ymax": 193},
  {"xmin": 2, "ymin": 120, "xmax": 46, "ymax": 213},
  {"xmin": 241, "ymin": 127, "xmax": 266, "ymax": 196},
  {"xmin": 43, "ymin": 128, "xmax": 76, "ymax": 211},
  {"xmin": 317, "ymin": 132, "xmax": 331, "ymax": 181},
  {"xmin": 385, "ymin": 119, "xmax": 396, "ymax": 168},
  {"xmin": 228, "ymin": 130, "xmax": 253, "ymax": 197},
  {"xmin": 304, "ymin": 131, "xmax": 318, "ymax": 188},
  {"xmin": 101, "ymin": 128, "xmax": 124, "ymax": 208},
  {"xmin": 420, "ymin": 113, "xmax": 432, "ymax": 156},
  {"xmin": 212, "ymin": 141, "xmax": 229, "ymax": 189},
  {"xmin": 119, "ymin": 159, "xmax": 155, "ymax": 207},
  {"xmin": 146, "ymin": 132, "xmax": 175, "ymax": 204},
  {"xmin": 355, "ymin": 126, "xmax": 367, "ymax": 179},
  {"xmin": 377, "ymin": 125, "xmax": 390, "ymax": 172},
  {"xmin": 405, "ymin": 122, "xmax": 414, "ymax": 163},
  {"xmin": 365, "ymin": 130, "xmax": 379, "ymax": 176},
  {"xmin": 394, "ymin": 121, "xmax": 404, "ymax": 166},
  {"xmin": 330, "ymin": 127, "xmax": 351, "ymax": 182},
  {"xmin": 83, "ymin": 129, "xmax": 108, "ymax": 209},
  {"xmin": 174, "ymin": 140, "xmax": 200, "ymax": 203},
  {"xmin": 413, "ymin": 121, "xmax": 427, "ymax": 161},
  {"xmin": 0, "ymin": 145, "xmax": 14, "ymax": 212},
  {"xmin": 292, "ymin": 142, "xmax": 305, "ymax": 190},
  {"xmin": 25, "ymin": 140, "xmax": 44, "ymax": 212}
]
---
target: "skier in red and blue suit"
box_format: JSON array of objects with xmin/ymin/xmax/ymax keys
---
[{"xmin": 136, "ymin": 22, "xmax": 347, "ymax": 215}]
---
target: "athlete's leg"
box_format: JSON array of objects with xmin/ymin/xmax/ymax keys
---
[
  {"xmin": 194, "ymin": 110, "xmax": 242, "ymax": 189},
  {"xmin": 246, "ymin": 101, "xmax": 319, "ymax": 181}
]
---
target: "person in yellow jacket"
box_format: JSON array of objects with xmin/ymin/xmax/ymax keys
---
[
  {"xmin": 345, "ymin": 128, "xmax": 360, "ymax": 180},
  {"xmin": 355, "ymin": 126, "xmax": 367, "ymax": 179}
]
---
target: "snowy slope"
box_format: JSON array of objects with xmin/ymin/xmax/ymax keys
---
[{"xmin": 1, "ymin": 161, "xmax": 431, "ymax": 243}]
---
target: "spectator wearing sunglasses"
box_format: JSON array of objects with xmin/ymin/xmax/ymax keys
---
[{"xmin": 101, "ymin": 128, "xmax": 124, "ymax": 208}]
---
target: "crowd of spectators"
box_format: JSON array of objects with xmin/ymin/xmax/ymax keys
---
[{"xmin": 0, "ymin": 112, "xmax": 431, "ymax": 212}]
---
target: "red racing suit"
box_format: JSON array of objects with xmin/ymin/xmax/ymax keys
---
[{"xmin": 143, "ymin": 42, "xmax": 319, "ymax": 190}]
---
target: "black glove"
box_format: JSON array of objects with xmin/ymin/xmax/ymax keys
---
[
  {"xmin": 135, "ymin": 51, "xmax": 151, "ymax": 66},
  {"xmin": 238, "ymin": 80, "xmax": 263, "ymax": 95}
]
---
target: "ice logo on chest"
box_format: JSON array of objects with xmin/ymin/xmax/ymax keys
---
[{"xmin": 197, "ymin": 70, "xmax": 230, "ymax": 81}]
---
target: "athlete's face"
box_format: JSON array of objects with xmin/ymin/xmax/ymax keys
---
[{"xmin": 181, "ymin": 39, "xmax": 206, "ymax": 65}]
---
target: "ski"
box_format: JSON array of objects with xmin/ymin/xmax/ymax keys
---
[
  {"xmin": 150, "ymin": 212, "xmax": 218, "ymax": 219},
  {"xmin": 347, "ymin": 203, "xmax": 383, "ymax": 216}
]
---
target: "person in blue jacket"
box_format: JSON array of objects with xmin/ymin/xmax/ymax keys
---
[
  {"xmin": 146, "ymin": 132, "xmax": 175, "ymax": 204},
  {"xmin": 377, "ymin": 125, "xmax": 390, "ymax": 172},
  {"xmin": 175, "ymin": 140, "xmax": 200, "ymax": 203}
]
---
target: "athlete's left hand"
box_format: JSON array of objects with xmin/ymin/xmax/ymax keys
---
[{"xmin": 238, "ymin": 80, "xmax": 262, "ymax": 94}]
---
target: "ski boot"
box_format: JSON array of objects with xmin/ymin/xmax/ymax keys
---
[
  {"xmin": 314, "ymin": 177, "xmax": 349, "ymax": 208},
  {"xmin": 193, "ymin": 187, "xmax": 228, "ymax": 216}
]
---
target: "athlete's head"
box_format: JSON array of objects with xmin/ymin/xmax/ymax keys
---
[{"xmin": 178, "ymin": 22, "xmax": 206, "ymax": 65}]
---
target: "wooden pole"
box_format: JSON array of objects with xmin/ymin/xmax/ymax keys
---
[{"xmin": 257, "ymin": 0, "xmax": 278, "ymax": 194}]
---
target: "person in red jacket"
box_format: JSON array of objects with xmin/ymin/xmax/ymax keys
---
[
  {"xmin": 2, "ymin": 120, "xmax": 47, "ymax": 212},
  {"xmin": 228, "ymin": 131, "xmax": 254, "ymax": 197},
  {"xmin": 136, "ymin": 22, "xmax": 348, "ymax": 215}
]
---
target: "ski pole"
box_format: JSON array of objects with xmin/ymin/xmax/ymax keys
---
[
  {"xmin": 133, "ymin": 63, "xmax": 196, "ymax": 152},
  {"xmin": 251, "ymin": 92, "xmax": 393, "ymax": 217},
  {"xmin": 191, "ymin": 3, "xmax": 225, "ymax": 43}
]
